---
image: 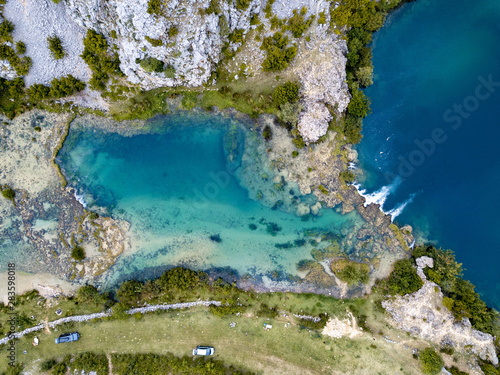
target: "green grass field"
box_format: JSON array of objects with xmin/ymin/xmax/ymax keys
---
[{"xmin": 1, "ymin": 293, "xmax": 430, "ymax": 375}]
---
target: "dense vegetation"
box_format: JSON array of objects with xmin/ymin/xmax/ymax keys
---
[
  {"xmin": 81, "ymin": 29, "xmax": 122, "ymax": 91},
  {"xmin": 47, "ymin": 35, "xmax": 65, "ymax": 60},
  {"xmin": 386, "ymin": 259, "xmax": 423, "ymax": 295},
  {"xmin": 71, "ymin": 245, "xmax": 86, "ymax": 261},
  {"xmin": 147, "ymin": 0, "xmax": 162, "ymax": 16},
  {"xmin": 419, "ymin": 348, "xmax": 444, "ymax": 375},
  {"xmin": 330, "ymin": 260, "xmax": 370, "ymax": 285},
  {"xmin": 329, "ymin": 0, "xmax": 412, "ymax": 144},
  {"xmin": 261, "ymin": 32, "xmax": 297, "ymax": 72},
  {"xmin": 1, "ymin": 187, "xmax": 15, "ymax": 200},
  {"xmin": 412, "ymin": 246, "xmax": 497, "ymax": 334}
]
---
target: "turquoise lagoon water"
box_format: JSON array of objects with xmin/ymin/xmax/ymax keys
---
[
  {"xmin": 58, "ymin": 115, "xmax": 361, "ymax": 288},
  {"xmin": 357, "ymin": 0, "xmax": 500, "ymax": 308}
]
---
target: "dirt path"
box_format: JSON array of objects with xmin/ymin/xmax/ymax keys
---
[{"xmin": 0, "ymin": 300, "xmax": 221, "ymax": 346}]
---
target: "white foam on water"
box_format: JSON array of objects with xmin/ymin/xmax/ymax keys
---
[
  {"xmin": 74, "ymin": 191, "xmax": 87, "ymax": 208},
  {"xmin": 354, "ymin": 176, "xmax": 402, "ymax": 210},
  {"xmin": 387, "ymin": 193, "xmax": 416, "ymax": 222}
]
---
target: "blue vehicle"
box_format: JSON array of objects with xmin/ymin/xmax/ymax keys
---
[{"xmin": 55, "ymin": 332, "xmax": 80, "ymax": 344}]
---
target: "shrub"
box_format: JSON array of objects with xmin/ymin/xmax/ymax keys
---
[
  {"xmin": 1, "ymin": 188, "xmax": 15, "ymax": 200},
  {"xmin": 140, "ymin": 57, "xmax": 164, "ymax": 73},
  {"xmin": 205, "ymin": 0, "xmax": 221, "ymax": 15},
  {"xmin": 318, "ymin": 185, "xmax": 329, "ymax": 195},
  {"xmin": 15, "ymin": 41, "xmax": 26, "ymax": 54},
  {"xmin": 145, "ymin": 36, "xmax": 163, "ymax": 47},
  {"xmin": 419, "ymin": 348, "xmax": 444, "ymax": 375},
  {"xmin": 331, "ymin": 260, "xmax": 370, "ymax": 285},
  {"xmin": 318, "ymin": 11, "xmax": 327, "ymax": 24},
  {"xmin": 81, "ymin": 29, "xmax": 121, "ymax": 91},
  {"xmin": 40, "ymin": 359, "xmax": 57, "ymax": 371},
  {"xmin": 292, "ymin": 150, "xmax": 299, "ymax": 158},
  {"xmin": 167, "ymin": 26, "xmax": 179, "ymax": 38},
  {"xmin": 340, "ymin": 170, "xmax": 355, "ymax": 184},
  {"xmin": 27, "ymin": 83, "xmax": 51, "ymax": 101},
  {"xmin": 0, "ymin": 20, "xmax": 14, "ymax": 42},
  {"xmin": 272, "ymin": 81, "xmax": 299, "ymax": 106},
  {"xmin": 228, "ymin": 29, "xmax": 244, "ymax": 44},
  {"xmin": 347, "ymin": 88, "xmax": 370, "ymax": 118},
  {"xmin": 147, "ymin": 0, "xmax": 162, "ymax": 15},
  {"xmin": 387, "ymin": 259, "xmax": 423, "ymax": 295},
  {"xmin": 164, "ymin": 64, "xmax": 176, "ymax": 78},
  {"xmin": 236, "ymin": 0, "xmax": 251, "ymax": 11},
  {"xmin": 287, "ymin": 7, "xmax": 314, "ymax": 38},
  {"xmin": 262, "ymin": 125, "xmax": 272, "ymax": 141},
  {"xmin": 47, "ymin": 35, "xmax": 65, "ymax": 59},
  {"xmin": 257, "ymin": 303, "xmax": 278, "ymax": 318},
  {"xmin": 51, "ymin": 362, "xmax": 67, "ymax": 375},
  {"xmin": 49, "ymin": 75, "xmax": 85, "ymax": 98},
  {"xmin": 76, "ymin": 285, "xmax": 109, "ymax": 306},
  {"xmin": 261, "ymin": 32, "xmax": 297, "ymax": 72},
  {"xmin": 445, "ymin": 366, "xmax": 469, "ymax": 375},
  {"xmin": 71, "ymin": 245, "xmax": 86, "ymax": 261},
  {"xmin": 70, "ymin": 352, "xmax": 109, "ymax": 375}
]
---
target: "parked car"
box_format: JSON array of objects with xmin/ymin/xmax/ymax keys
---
[
  {"xmin": 192, "ymin": 346, "xmax": 215, "ymax": 356},
  {"xmin": 55, "ymin": 332, "xmax": 80, "ymax": 344}
]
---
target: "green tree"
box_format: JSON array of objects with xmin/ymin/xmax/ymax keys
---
[
  {"xmin": 1, "ymin": 188, "xmax": 15, "ymax": 201},
  {"xmin": 347, "ymin": 88, "xmax": 370, "ymax": 118},
  {"xmin": 71, "ymin": 245, "xmax": 86, "ymax": 261},
  {"xmin": 27, "ymin": 84, "xmax": 50, "ymax": 101},
  {"xmin": 140, "ymin": 57, "xmax": 164, "ymax": 73},
  {"xmin": 147, "ymin": 0, "xmax": 162, "ymax": 15},
  {"xmin": 272, "ymin": 81, "xmax": 300, "ymax": 106},
  {"xmin": 49, "ymin": 75, "xmax": 85, "ymax": 98},
  {"xmin": 419, "ymin": 348, "xmax": 444, "ymax": 375},
  {"xmin": 261, "ymin": 32, "xmax": 297, "ymax": 72},
  {"xmin": 287, "ymin": 7, "xmax": 314, "ymax": 38},
  {"xmin": 387, "ymin": 259, "xmax": 423, "ymax": 295},
  {"xmin": 15, "ymin": 41, "xmax": 26, "ymax": 54},
  {"xmin": 47, "ymin": 35, "xmax": 65, "ymax": 59},
  {"xmin": 0, "ymin": 20, "xmax": 14, "ymax": 43}
]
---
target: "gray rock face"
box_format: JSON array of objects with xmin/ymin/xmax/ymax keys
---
[
  {"xmin": 383, "ymin": 281, "xmax": 498, "ymax": 365},
  {"xmin": 65, "ymin": 0, "xmax": 260, "ymax": 89}
]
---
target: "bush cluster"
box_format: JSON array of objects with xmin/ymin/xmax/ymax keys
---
[
  {"xmin": 81, "ymin": 29, "xmax": 121, "ymax": 91},
  {"xmin": 0, "ymin": 44, "xmax": 32, "ymax": 76},
  {"xmin": 413, "ymin": 246, "xmax": 496, "ymax": 334},
  {"xmin": 228, "ymin": 29, "xmax": 244, "ymax": 44},
  {"xmin": 147, "ymin": 0, "xmax": 162, "ymax": 15},
  {"xmin": 261, "ymin": 32, "xmax": 297, "ymax": 72},
  {"xmin": 47, "ymin": 35, "xmax": 65, "ymax": 59},
  {"xmin": 331, "ymin": 260, "xmax": 370, "ymax": 285},
  {"xmin": 0, "ymin": 20, "xmax": 14, "ymax": 43},
  {"xmin": 145, "ymin": 36, "xmax": 163, "ymax": 47},
  {"xmin": 236, "ymin": 0, "xmax": 252, "ymax": 11},
  {"xmin": 112, "ymin": 352, "xmax": 254, "ymax": 374},
  {"xmin": 419, "ymin": 348, "xmax": 444, "ymax": 375},
  {"xmin": 49, "ymin": 75, "xmax": 86, "ymax": 98},
  {"xmin": 71, "ymin": 245, "xmax": 86, "ymax": 261},
  {"xmin": 1, "ymin": 187, "xmax": 15, "ymax": 200},
  {"xmin": 272, "ymin": 81, "xmax": 299, "ymax": 106},
  {"xmin": 140, "ymin": 56, "xmax": 165, "ymax": 73},
  {"xmin": 287, "ymin": 7, "xmax": 314, "ymax": 38},
  {"xmin": 387, "ymin": 259, "xmax": 423, "ymax": 295}
]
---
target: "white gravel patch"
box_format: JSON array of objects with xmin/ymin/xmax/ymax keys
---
[{"xmin": 4, "ymin": 0, "xmax": 90, "ymax": 86}]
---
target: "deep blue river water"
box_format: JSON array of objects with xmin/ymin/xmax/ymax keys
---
[{"xmin": 358, "ymin": 0, "xmax": 500, "ymax": 309}]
